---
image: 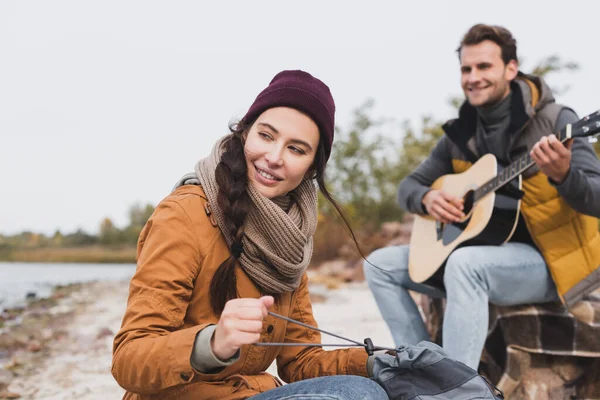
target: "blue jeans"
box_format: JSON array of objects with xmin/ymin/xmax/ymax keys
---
[
  {"xmin": 249, "ymin": 375, "xmax": 388, "ymax": 400},
  {"xmin": 363, "ymin": 243, "xmax": 559, "ymax": 369}
]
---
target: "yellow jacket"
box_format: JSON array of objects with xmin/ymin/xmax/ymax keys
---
[{"xmin": 443, "ymin": 74, "xmax": 600, "ymax": 307}]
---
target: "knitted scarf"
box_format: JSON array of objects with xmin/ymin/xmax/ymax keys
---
[{"xmin": 177, "ymin": 136, "xmax": 318, "ymax": 294}]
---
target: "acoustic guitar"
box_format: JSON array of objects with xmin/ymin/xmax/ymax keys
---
[{"xmin": 408, "ymin": 110, "xmax": 600, "ymax": 285}]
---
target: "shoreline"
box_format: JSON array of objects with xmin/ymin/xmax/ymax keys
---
[
  {"xmin": 1, "ymin": 280, "xmax": 131, "ymax": 399},
  {"xmin": 0, "ymin": 277, "xmax": 392, "ymax": 400},
  {"xmin": 0, "ymin": 280, "xmax": 127, "ymax": 399},
  {"xmin": 0, "ymin": 263, "xmax": 135, "ymax": 313},
  {"xmin": 0, "ymin": 247, "xmax": 137, "ymax": 264},
  {"xmin": 1, "ymin": 282, "xmax": 87, "ymax": 359}
]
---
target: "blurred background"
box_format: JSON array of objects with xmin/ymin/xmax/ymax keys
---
[{"xmin": 1, "ymin": 0, "xmax": 598, "ymax": 239}]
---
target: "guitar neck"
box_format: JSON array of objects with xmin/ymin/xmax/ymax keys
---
[
  {"xmin": 473, "ymin": 154, "xmax": 534, "ymax": 202},
  {"xmin": 473, "ymin": 110, "xmax": 600, "ymax": 202}
]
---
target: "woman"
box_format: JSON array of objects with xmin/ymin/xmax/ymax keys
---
[{"xmin": 111, "ymin": 70, "xmax": 388, "ymax": 400}]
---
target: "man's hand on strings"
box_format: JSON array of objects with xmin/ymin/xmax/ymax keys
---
[{"xmin": 422, "ymin": 190, "xmax": 464, "ymax": 224}]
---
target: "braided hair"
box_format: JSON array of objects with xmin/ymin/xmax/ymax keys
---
[{"xmin": 209, "ymin": 120, "xmax": 360, "ymax": 315}]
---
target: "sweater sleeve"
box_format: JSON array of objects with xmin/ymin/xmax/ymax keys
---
[
  {"xmin": 551, "ymin": 108, "xmax": 600, "ymax": 217},
  {"xmin": 190, "ymin": 325, "xmax": 240, "ymax": 373},
  {"xmin": 398, "ymin": 136, "xmax": 454, "ymax": 214}
]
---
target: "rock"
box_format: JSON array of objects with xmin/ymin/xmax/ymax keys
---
[
  {"xmin": 577, "ymin": 359, "xmax": 600, "ymax": 399},
  {"xmin": 337, "ymin": 244, "xmax": 358, "ymax": 260},
  {"xmin": 308, "ymin": 274, "xmax": 341, "ymax": 290},
  {"xmin": 4, "ymin": 358, "xmax": 21, "ymax": 371},
  {"xmin": 385, "ymin": 236, "xmax": 409, "ymax": 246},
  {"xmin": 309, "ymin": 293, "xmax": 327, "ymax": 304},
  {"xmin": 401, "ymin": 213, "xmax": 415, "ymax": 224},
  {"xmin": 0, "ymin": 390, "xmax": 21, "ymax": 399},
  {"xmin": 26, "ymin": 340, "xmax": 41, "ymax": 353},
  {"xmin": 551, "ymin": 358, "xmax": 583, "ymax": 381},
  {"xmin": 340, "ymin": 262, "xmax": 364, "ymax": 282},
  {"xmin": 506, "ymin": 355, "xmax": 582, "ymax": 399},
  {"xmin": 96, "ymin": 327, "xmax": 113, "ymax": 339},
  {"xmin": 48, "ymin": 304, "xmax": 73, "ymax": 316},
  {"xmin": 380, "ymin": 222, "xmax": 404, "ymax": 238},
  {"xmin": 420, "ymin": 296, "xmax": 600, "ymax": 399},
  {"xmin": 315, "ymin": 260, "xmax": 347, "ymax": 278},
  {"xmin": 0, "ymin": 368, "xmax": 13, "ymax": 389},
  {"xmin": 40, "ymin": 328, "xmax": 53, "ymax": 341}
]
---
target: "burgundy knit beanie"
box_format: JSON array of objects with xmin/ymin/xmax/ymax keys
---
[{"xmin": 241, "ymin": 70, "xmax": 335, "ymax": 161}]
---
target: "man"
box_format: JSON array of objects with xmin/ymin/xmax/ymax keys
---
[{"xmin": 364, "ymin": 24, "xmax": 600, "ymax": 370}]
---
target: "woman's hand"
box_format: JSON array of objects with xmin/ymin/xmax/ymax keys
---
[{"xmin": 211, "ymin": 296, "xmax": 274, "ymax": 360}]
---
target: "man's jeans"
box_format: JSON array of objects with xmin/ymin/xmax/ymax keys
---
[
  {"xmin": 363, "ymin": 243, "xmax": 559, "ymax": 369},
  {"xmin": 249, "ymin": 375, "xmax": 388, "ymax": 400}
]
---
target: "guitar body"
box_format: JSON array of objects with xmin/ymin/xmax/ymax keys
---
[{"xmin": 408, "ymin": 154, "xmax": 522, "ymax": 285}]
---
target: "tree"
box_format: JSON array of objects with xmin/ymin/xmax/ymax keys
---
[
  {"xmin": 63, "ymin": 228, "xmax": 97, "ymax": 246},
  {"xmin": 395, "ymin": 117, "xmax": 445, "ymax": 184},
  {"xmin": 123, "ymin": 203, "xmax": 155, "ymax": 245},
  {"xmin": 323, "ymin": 99, "xmax": 403, "ymax": 229},
  {"xmin": 99, "ymin": 217, "xmax": 122, "ymax": 246},
  {"xmin": 51, "ymin": 230, "xmax": 64, "ymax": 247},
  {"xmin": 128, "ymin": 203, "xmax": 155, "ymax": 229},
  {"xmin": 529, "ymin": 55, "xmax": 579, "ymax": 96}
]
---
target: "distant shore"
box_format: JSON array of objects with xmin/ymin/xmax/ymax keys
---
[{"xmin": 0, "ymin": 246, "xmax": 137, "ymax": 264}]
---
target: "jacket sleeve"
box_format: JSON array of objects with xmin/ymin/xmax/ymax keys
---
[
  {"xmin": 551, "ymin": 108, "xmax": 600, "ymax": 217},
  {"xmin": 275, "ymin": 274, "xmax": 368, "ymax": 383},
  {"xmin": 397, "ymin": 136, "xmax": 454, "ymax": 214},
  {"xmin": 111, "ymin": 199, "xmax": 208, "ymax": 394}
]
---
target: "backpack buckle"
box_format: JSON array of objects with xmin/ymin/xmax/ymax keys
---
[{"xmin": 364, "ymin": 338, "xmax": 375, "ymax": 356}]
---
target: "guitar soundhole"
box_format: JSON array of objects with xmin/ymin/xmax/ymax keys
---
[
  {"xmin": 462, "ymin": 190, "xmax": 475, "ymax": 217},
  {"xmin": 440, "ymin": 190, "xmax": 476, "ymax": 245}
]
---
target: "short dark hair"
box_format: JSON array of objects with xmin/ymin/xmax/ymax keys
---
[{"xmin": 457, "ymin": 24, "xmax": 518, "ymax": 64}]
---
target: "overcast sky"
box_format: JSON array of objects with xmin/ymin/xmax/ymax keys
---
[{"xmin": 1, "ymin": 0, "xmax": 599, "ymax": 235}]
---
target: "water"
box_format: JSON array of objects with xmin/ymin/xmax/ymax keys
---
[{"xmin": 0, "ymin": 262, "xmax": 136, "ymax": 310}]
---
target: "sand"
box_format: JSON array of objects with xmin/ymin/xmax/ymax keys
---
[{"xmin": 5, "ymin": 279, "xmax": 392, "ymax": 399}]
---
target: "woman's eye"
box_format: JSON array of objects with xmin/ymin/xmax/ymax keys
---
[
  {"xmin": 258, "ymin": 132, "xmax": 273, "ymax": 141},
  {"xmin": 289, "ymin": 146, "xmax": 305, "ymax": 155}
]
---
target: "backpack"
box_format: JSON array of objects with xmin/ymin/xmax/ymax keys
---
[{"xmin": 372, "ymin": 341, "xmax": 504, "ymax": 400}]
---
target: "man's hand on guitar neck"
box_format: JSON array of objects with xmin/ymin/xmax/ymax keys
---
[
  {"xmin": 530, "ymin": 134, "xmax": 573, "ymax": 184},
  {"xmin": 422, "ymin": 190, "xmax": 465, "ymax": 224}
]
